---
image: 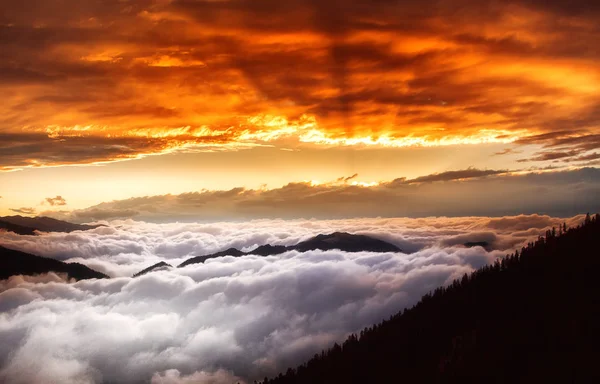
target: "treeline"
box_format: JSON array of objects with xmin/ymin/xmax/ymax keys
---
[{"xmin": 256, "ymin": 213, "xmax": 600, "ymax": 383}]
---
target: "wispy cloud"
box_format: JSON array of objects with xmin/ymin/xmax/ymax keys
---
[
  {"xmin": 43, "ymin": 196, "xmax": 66, "ymax": 206},
  {"xmin": 8, "ymin": 207, "xmax": 36, "ymax": 215}
]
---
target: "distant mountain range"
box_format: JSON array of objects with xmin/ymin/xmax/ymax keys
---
[
  {"xmin": 0, "ymin": 246, "xmax": 108, "ymax": 281},
  {"xmin": 178, "ymin": 232, "xmax": 402, "ymax": 268},
  {"xmin": 135, "ymin": 232, "xmax": 402, "ymax": 277},
  {"xmin": 0, "ymin": 215, "xmax": 102, "ymax": 235},
  {"xmin": 0, "ymin": 217, "xmax": 502, "ymax": 281},
  {"xmin": 0, "ymin": 231, "xmax": 403, "ymax": 280},
  {"xmin": 0, "ymin": 221, "xmax": 494, "ymax": 281}
]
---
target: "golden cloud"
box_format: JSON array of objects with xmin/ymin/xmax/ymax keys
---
[{"xmin": 1, "ymin": 0, "xmax": 599, "ymax": 169}]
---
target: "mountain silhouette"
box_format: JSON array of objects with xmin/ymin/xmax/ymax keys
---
[
  {"xmin": 178, "ymin": 232, "xmax": 402, "ymax": 268},
  {"xmin": 463, "ymin": 241, "xmax": 492, "ymax": 251},
  {"xmin": 0, "ymin": 245, "xmax": 108, "ymax": 281},
  {"xmin": 0, "ymin": 215, "xmax": 102, "ymax": 235},
  {"xmin": 294, "ymin": 232, "xmax": 400, "ymax": 253},
  {"xmin": 257, "ymin": 214, "xmax": 600, "ymax": 384},
  {"xmin": 132, "ymin": 261, "xmax": 173, "ymax": 277},
  {"xmin": 178, "ymin": 248, "xmax": 245, "ymax": 268},
  {"xmin": 0, "ymin": 219, "xmax": 37, "ymax": 236}
]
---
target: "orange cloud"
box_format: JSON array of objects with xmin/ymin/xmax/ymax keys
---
[{"xmin": 1, "ymin": 0, "xmax": 599, "ymax": 169}]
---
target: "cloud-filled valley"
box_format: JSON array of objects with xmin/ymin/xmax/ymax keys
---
[{"xmin": 0, "ymin": 214, "xmax": 586, "ymax": 383}]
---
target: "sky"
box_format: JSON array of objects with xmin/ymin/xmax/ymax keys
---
[
  {"xmin": 1, "ymin": 0, "xmax": 599, "ymax": 218},
  {"xmin": 1, "ymin": 2, "xmax": 599, "ymax": 381}
]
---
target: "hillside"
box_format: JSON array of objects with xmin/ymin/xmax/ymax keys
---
[
  {"xmin": 0, "ymin": 219, "xmax": 37, "ymax": 236},
  {"xmin": 0, "ymin": 215, "xmax": 102, "ymax": 235},
  {"xmin": 0, "ymin": 246, "xmax": 108, "ymax": 281},
  {"xmin": 259, "ymin": 214, "xmax": 600, "ymax": 384}
]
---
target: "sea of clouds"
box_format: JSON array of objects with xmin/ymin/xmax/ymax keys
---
[{"xmin": 0, "ymin": 214, "xmax": 585, "ymax": 383}]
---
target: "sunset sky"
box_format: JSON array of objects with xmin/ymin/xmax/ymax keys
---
[
  {"xmin": 1, "ymin": 0, "xmax": 599, "ymax": 219},
  {"xmin": 1, "ymin": 3, "xmax": 600, "ymax": 382}
]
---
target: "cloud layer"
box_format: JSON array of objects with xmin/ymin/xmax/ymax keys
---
[
  {"xmin": 0, "ymin": 214, "xmax": 586, "ymax": 383},
  {"xmin": 38, "ymin": 168, "xmax": 600, "ymax": 223}
]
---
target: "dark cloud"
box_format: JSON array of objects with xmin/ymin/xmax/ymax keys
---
[
  {"xmin": 44, "ymin": 196, "xmax": 66, "ymax": 206},
  {"xmin": 386, "ymin": 167, "xmax": 508, "ymax": 186},
  {"xmin": 566, "ymin": 153, "xmax": 600, "ymax": 163},
  {"xmin": 516, "ymin": 131, "xmax": 600, "ymax": 164},
  {"xmin": 404, "ymin": 168, "xmax": 507, "ymax": 183},
  {"xmin": 341, "ymin": 173, "xmax": 359, "ymax": 182},
  {"xmin": 0, "ymin": 132, "xmax": 239, "ymax": 170},
  {"xmin": 517, "ymin": 150, "xmax": 582, "ymax": 162},
  {"xmin": 494, "ymin": 148, "xmax": 521, "ymax": 156}
]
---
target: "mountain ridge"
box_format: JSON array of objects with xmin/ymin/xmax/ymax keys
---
[
  {"xmin": 132, "ymin": 261, "xmax": 173, "ymax": 277},
  {"xmin": 0, "ymin": 215, "xmax": 103, "ymax": 235},
  {"xmin": 0, "ymin": 245, "xmax": 109, "ymax": 281},
  {"xmin": 176, "ymin": 232, "xmax": 402, "ymax": 269}
]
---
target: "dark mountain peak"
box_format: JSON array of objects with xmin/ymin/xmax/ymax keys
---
[
  {"xmin": 0, "ymin": 215, "xmax": 103, "ymax": 235},
  {"xmin": 133, "ymin": 261, "xmax": 173, "ymax": 277},
  {"xmin": 315, "ymin": 231, "xmax": 352, "ymax": 239},
  {"xmin": 178, "ymin": 247, "xmax": 244, "ymax": 268},
  {"xmin": 217, "ymin": 247, "xmax": 245, "ymax": 257},
  {"xmin": 177, "ymin": 233, "xmax": 402, "ymax": 269},
  {"xmin": 294, "ymin": 232, "xmax": 402, "ymax": 253},
  {"xmin": 0, "ymin": 245, "xmax": 108, "ymax": 281},
  {"xmin": 463, "ymin": 241, "xmax": 492, "ymax": 251},
  {"xmin": 250, "ymin": 244, "xmax": 289, "ymax": 256}
]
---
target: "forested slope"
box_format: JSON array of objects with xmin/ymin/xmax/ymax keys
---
[{"xmin": 259, "ymin": 214, "xmax": 600, "ymax": 384}]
